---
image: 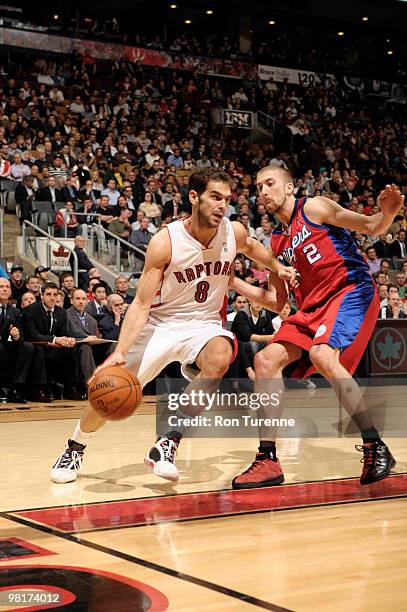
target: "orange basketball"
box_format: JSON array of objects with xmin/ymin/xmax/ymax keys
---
[{"xmin": 88, "ymin": 366, "xmax": 142, "ymax": 420}]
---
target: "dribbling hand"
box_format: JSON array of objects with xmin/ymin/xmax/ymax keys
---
[{"xmin": 88, "ymin": 350, "xmax": 127, "ymax": 385}]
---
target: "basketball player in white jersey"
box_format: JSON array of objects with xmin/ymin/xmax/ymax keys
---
[{"xmin": 51, "ymin": 168, "xmax": 298, "ymax": 484}]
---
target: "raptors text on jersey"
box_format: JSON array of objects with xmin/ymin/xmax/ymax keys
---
[{"xmin": 150, "ymin": 218, "xmax": 237, "ymax": 323}]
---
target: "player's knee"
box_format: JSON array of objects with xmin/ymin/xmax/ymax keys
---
[
  {"xmin": 255, "ymin": 346, "xmax": 285, "ymax": 377},
  {"xmin": 310, "ymin": 345, "xmax": 336, "ymax": 377},
  {"xmin": 201, "ymin": 352, "xmax": 230, "ymax": 378}
]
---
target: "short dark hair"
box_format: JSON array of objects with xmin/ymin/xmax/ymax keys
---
[
  {"xmin": 188, "ymin": 168, "xmax": 232, "ymax": 197},
  {"xmin": 92, "ymin": 283, "xmax": 106, "ymax": 294},
  {"xmin": 59, "ymin": 272, "xmax": 74, "ymax": 287},
  {"xmin": 41, "ymin": 281, "xmax": 59, "ymax": 294}
]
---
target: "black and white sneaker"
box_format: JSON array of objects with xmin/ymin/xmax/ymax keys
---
[
  {"xmin": 144, "ymin": 437, "xmax": 179, "ymax": 482},
  {"xmin": 50, "ymin": 439, "xmax": 85, "ymax": 484}
]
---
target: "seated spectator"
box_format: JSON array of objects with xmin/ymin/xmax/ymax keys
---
[
  {"xmin": 88, "ymin": 268, "xmax": 112, "ymax": 296},
  {"xmin": 22, "ymin": 282, "xmax": 85, "ymax": 400},
  {"xmin": 15, "ymin": 176, "xmax": 35, "ymax": 223},
  {"xmin": 66, "ymin": 288, "xmax": 112, "ymax": 387},
  {"xmin": 227, "ymin": 294, "xmax": 248, "ymax": 322},
  {"xmin": 377, "ymin": 285, "xmax": 388, "ymax": 303},
  {"xmin": 59, "ymin": 272, "xmax": 75, "ymax": 309},
  {"xmin": 231, "ymin": 298, "xmax": 275, "ymax": 368},
  {"xmin": 55, "ymin": 290, "xmax": 65, "ymax": 308},
  {"xmin": 108, "ymin": 208, "xmax": 132, "ymax": 240},
  {"xmin": 380, "ymin": 285, "xmax": 399, "ymax": 307},
  {"xmin": 37, "ymin": 175, "xmax": 62, "ymax": 204},
  {"xmin": 55, "ymin": 201, "xmax": 81, "ymax": 238},
  {"xmin": 86, "ymin": 283, "xmax": 108, "ymax": 320},
  {"xmin": 9, "ymin": 265, "xmax": 26, "ymax": 306},
  {"xmin": 138, "ymin": 191, "xmax": 161, "ymax": 223},
  {"xmin": 373, "ymin": 234, "xmax": 393, "ymax": 259},
  {"xmin": 77, "ymin": 197, "xmax": 97, "ymax": 236},
  {"xmin": 131, "ymin": 210, "xmax": 158, "ymax": 235},
  {"xmin": 20, "ymin": 292, "xmax": 37, "ymax": 308},
  {"xmin": 10, "ymin": 152, "xmax": 31, "ymax": 182},
  {"xmin": 271, "ymin": 303, "xmax": 293, "ymax": 333},
  {"xmin": 61, "ymin": 176, "xmax": 80, "ymax": 202},
  {"xmin": 396, "ymin": 272, "xmax": 406, "ymax": 299},
  {"xmin": 115, "ymin": 276, "xmax": 133, "ymax": 304},
  {"xmin": 365, "ymin": 246, "xmax": 381, "ymax": 274},
  {"xmin": 98, "ymin": 293, "xmax": 124, "ymax": 340},
  {"xmin": 0, "ymin": 277, "xmax": 35, "ymax": 403},
  {"xmin": 79, "ymin": 179, "xmax": 101, "ymax": 206},
  {"xmin": 163, "ymin": 192, "xmax": 185, "ymax": 220},
  {"xmin": 34, "ymin": 265, "xmax": 50, "ymax": 287},
  {"xmin": 101, "ymin": 178, "xmax": 120, "ymax": 207},
  {"xmin": 129, "ymin": 216, "xmax": 153, "ymax": 270},
  {"xmin": 69, "ymin": 235, "xmax": 94, "ymax": 290},
  {"xmin": 390, "ymin": 229, "xmax": 407, "ymax": 259},
  {"xmin": 379, "ymin": 259, "xmax": 391, "ymax": 275},
  {"xmin": 25, "ymin": 276, "xmax": 42, "ymax": 302},
  {"xmin": 379, "ymin": 294, "xmax": 407, "ymax": 319}
]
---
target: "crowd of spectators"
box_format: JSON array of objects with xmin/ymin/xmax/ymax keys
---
[
  {"xmin": 0, "ymin": 46, "xmax": 406, "ymax": 399},
  {"xmin": 14, "ymin": 11, "xmax": 406, "ymax": 80},
  {"xmin": 0, "ymin": 263, "xmax": 133, "ymax": 403}
]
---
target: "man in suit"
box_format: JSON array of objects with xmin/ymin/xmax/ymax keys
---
[
  {"xmin": 98, "ymin": 293, "xmax": 124, "ymax": 341},
  {"xmin": 231, "ymin": 298, "xmax": 275, "ymax": 369},
  {"xmin": 22, "ymin": 282, "xmax": 85, "ymax": 400},
  {"xmin": 373, "ymin": 234, "xmax": 393, "ymax": 259},
  {"xmin": 79, "ymin": 179, "xmax": 101, "ymax": 206},
  {"xmin": 0, "ymin": 278, "xmax": 35, "ymax": 403},
  {"xmin": 36, "ymin": 176, "xmax": 62, "ymax": 204},
  {"xmin": 390, "ymin": 229, "xmax": 407, "ymax": 260},
  {"xmin": 86, "ymin": 283, "xmax": 108, "ymax": 321},
  {"xmin": 15, "ymin": 176, "xmax": 36, "ymax": 223},
  {"xmin": 61, "ymin": 175, "xmax": 80, "ymax": 202},
  {"xmin": 69, "ymin": 236, "xmax": 94, "ymax": 290},
  {"xmin": 67, "ymin": 288, "xmax": 112, "ymax": 385}
]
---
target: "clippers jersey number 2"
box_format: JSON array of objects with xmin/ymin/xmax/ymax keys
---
[{"xmin": 303, "ymin": 243, "xmax": 322, "ymax": 264}]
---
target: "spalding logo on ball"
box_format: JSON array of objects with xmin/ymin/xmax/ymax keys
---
[{"xmin": 88, "ymin": 366, "xmax": 142, "ymax": 420}]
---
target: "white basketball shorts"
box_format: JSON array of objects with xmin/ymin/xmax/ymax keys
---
[{"xmin": 126, "ymin": 318, "xmax": 236, "ymax": 387}]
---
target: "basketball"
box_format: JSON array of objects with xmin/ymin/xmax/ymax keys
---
[{"xmin": 88, "ymin": 366, "xmax": 142, "ymax": 420}]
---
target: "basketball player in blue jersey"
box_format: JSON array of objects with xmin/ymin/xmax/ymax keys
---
[{"xmin": 51, "ymin": 168, "xmax": 298, "ymax": 484}]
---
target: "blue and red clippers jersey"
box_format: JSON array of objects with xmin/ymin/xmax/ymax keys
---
[{"xmin": 271, "ymin": 197, "xmax": 373, "ymax": 310}]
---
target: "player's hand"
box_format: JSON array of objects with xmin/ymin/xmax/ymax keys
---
[
  {"xmin": 278, "ymin": 267, "xmax": 301, "ymax": 289},
  {"xmin": 377, "ymin": 184, "xmax": 404, "ymax": 217},
  {"xmin": 89, "ymin": 350, "xmax": 127, "ymax": 384}
]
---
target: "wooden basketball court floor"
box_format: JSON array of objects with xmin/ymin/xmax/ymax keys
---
[{"xmin": 1, "ymin": 385, "xmax": 407, "ymax": 611}]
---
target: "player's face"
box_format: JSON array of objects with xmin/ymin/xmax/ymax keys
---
[
  {"xmin": 256, "ymin": 170, "xmax": 292, "ymax": 214},
  {"xmin": 193, "ymin": 181, "xmax": 231, "ymax": 229}
]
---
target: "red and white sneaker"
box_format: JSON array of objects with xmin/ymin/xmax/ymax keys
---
[
  {"xmin": 144, "ymin": 437, "xmax": 179, "ymax": 482},
  {"xmin": 232, "ymin": 452, "xmax": 285, "ymax": 489}
]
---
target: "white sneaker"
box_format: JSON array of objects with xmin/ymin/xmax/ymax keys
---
[
  {"xmin": 144, "ymin": 437, "xmax": 179, "ymax": 482},
  {"xmin": 50, "ymin": 440, "xmax": 85, "ymax": 484}
]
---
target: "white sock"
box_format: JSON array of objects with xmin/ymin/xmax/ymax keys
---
[{"xmin": 71, "ymin": 421, "xmax": 95, "ymax": 447}]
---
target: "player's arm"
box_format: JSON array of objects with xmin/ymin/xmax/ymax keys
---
[
  {"xmin": 307, "ymin": 185, "xmax": 404, "ymax": 235},
  {"xmin": 91, "ymin": 230, "xmax": 170, "ymax": 377},
  {"xmin": 229, "ymin": 272, "xmax": 287, "ymax": 312},
  {"xmin": 231, "ymin": 221, "xmax": 300, "ymax": 288}
]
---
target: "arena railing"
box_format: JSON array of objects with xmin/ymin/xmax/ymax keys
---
[
  {"xmin": 89, "ymin": 223, "xmax": 146, "ymax": 277},
  {"xmin": 22, "ymin": 220, "xmax": 79, "ymax": 286}
]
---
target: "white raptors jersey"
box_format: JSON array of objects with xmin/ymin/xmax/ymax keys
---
[{"xmin": 150, "ymin": 218, "xmax": 236, "ymax": 324}]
